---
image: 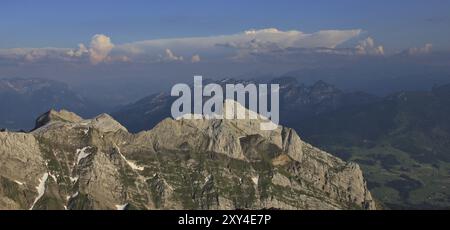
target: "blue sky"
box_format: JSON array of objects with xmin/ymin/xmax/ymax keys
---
[
  {"xmin": 1, "ymin": 0, "xmax": 449, "ymax": 50},
  {"xmin": 1, "ymin": 1, "xmax": 450, "ymax": 105}
]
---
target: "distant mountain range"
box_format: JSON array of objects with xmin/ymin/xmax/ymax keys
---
[
  {"xmin": 272, "ymin": 77, "xmax": 379, "ymax": 126},
  {"xmin": 112, "ymin": 77, "xmax": 378, "ymax": 133},
  {"xmin": 0, "ymin": 78, "xmax": 104, "ymax": 131}
]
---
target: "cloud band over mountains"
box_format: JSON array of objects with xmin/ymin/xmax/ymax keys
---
[{"xmin": 0, "ymin": 28, "xmax": 431, "ymax": 65}]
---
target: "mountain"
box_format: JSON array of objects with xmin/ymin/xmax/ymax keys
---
[
  {"xmin": 0, "ymin": 78, "xmax": 102, "ymax": 131},
  {"xmin": 283, "ymin": 61, "xmax": 450, "ymax": 96},
  {"xmin": 0, "ymin": 101, "xmax": 376, "ymax": 210},
  {"xmin": 112, "ymin": 92, "xmax": 174, "ymax": 134},
  {"xmin": 112, "ymin": 77, "xmax": 377, "ymax": 132},
  {"xmin": 112, "ymin": 78, "xmax": 261, "ymax": 133},
  {"xmin": 294, "ymin": 84, "xmax": 450, "ymax": 209},
  {"xmin": 273, "ymin": 77, "xmax": 378, "ymax": 125},
  {"xmin": 111, "ymin": 77, "xmax": 450, "ymax": 209}
]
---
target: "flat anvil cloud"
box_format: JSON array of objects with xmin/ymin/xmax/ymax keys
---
[{"xmin": 115, "ymin": 28, "xmax": 363, "ymax": 60}]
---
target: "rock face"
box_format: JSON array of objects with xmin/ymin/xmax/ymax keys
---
[{"xmin": 0, "ymin": 104, "xmax": 376, "ymax": 210}]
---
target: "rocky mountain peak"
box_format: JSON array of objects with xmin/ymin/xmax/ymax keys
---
[
  {"xmin": 0, "ymin": 102, "xmax": 376, "ymax": 210},
  {"xmin": 145, "ymin": 100, "xmax": 285, "ymax": 160},
  {"xmin": 89, "ymin": 113, "xmax": 128, "ymax": 133},
  {"xmin": 34, "ymin": 109, "xmax": 83, "ymax": 130}
]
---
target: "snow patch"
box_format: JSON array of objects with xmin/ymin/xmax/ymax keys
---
[
  {"xmin": 70, "ymin": 176, "xmax": 79, "ymax": 183},
  {"xmin": 76, "ymin": 147, "xmax": 92, "ymax": 164},
  {"xmin": 71, "ymin": 192, "xmax": 79, "ymax": 199},
  {"xmin": 66, "ymin": 192, "xmax": 79, "ymax": 201},
  {"xmin": 49, "ymin": 172, "xmax": 57, "ymax": 183},
  {"xmin": 82, "ymin": 128, "xmax": 89, "ymax": 135},
  {"xmin": 115, "ymin": 145, "xmax": 144, "ymax": 171},
  {"xmin": 204, "ymin": 175, "xmax": 212, "ymax": 184},
  {"xmin": 29, "ymin": 173, "xmax": 48, "ymax": 210},
  {"xmin": 251, "ymin": 175, "xmax": 259, "ymax": 185},
  {"xmin": 115, "ymin": 203, "xmax": 128, "ymax": 210},
  {"xmin": 14, "ymin": 180, "xmax": 24, "ymax": 185}
]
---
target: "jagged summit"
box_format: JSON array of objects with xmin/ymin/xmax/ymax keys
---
[
  {"xmin": 33, "ymin": 110, "xmax": 127, "ymax": 133},
  {"xmin": 34, "ymin": 109, "xmax": 83, "ymax": 130},
  {"xmin": 89, "ymin": 113, "xmax": 128, "ymax": 133},
  {"xmin": 0, "ymin": 103, "xmax": 376, "ymax": 210}
]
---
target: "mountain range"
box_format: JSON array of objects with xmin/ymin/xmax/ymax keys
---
[
  {"xmin": 0, "ymin": 78, "xmax": 103, "ymax": 131},
  {"xmin": 112, "ymin": 77, "xmax": 377, "ymax": 133},
  {"xmin": 2, "ymin": 76, "xmax": 450, "ymax": 209},
  {"xmin": 0, "ymin": 102, "xmax": 376, "ymax": 210},
  {"xmin": 295, "ymin": 84, "xmax": 450, "ymax": 209},
  {"xmin": 111, "ymin": 77, "xmax": 450, "ymax": 209}
]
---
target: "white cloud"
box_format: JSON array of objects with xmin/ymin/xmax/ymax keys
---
[
  {"xmin": 162, "ymin": 49, "xmax": 184, "ymax": 62},
  {"xmin": 67, "ymin": 44, "xmax": 88, "ymax": 57},
  {"xmin": 119, "ymin": 55, "xmax": 131, "ymax": 62},
  {"xmin": 355, "ymin": 37, "xmax": 384, "ymax": 55},
  {"xmin": 0, "ymin": 28, "xmax": 379, "ymax": 64},
  {"xmin": 65, "ymin": 34, "xmax": 114, "ymax": 64},
  {"xmin": 191, "ymin": 54, "xmax": 201, "ymax": 63},
  {"xmin": 0, "ymin": 35, "xmax": 115, "ymax": 64},
  {"xmin": 0, "ymin": 47, "xmax": 70, "ymax": 63},
  {"xmin": 89, "ymin": 34, "xmax": 114, "ymax": 64},
  {"xmin": 24, "ymin": 49, "xmax": 50, "ymax": 62},
  {"xmin": 116, "ymin": 28, "xmax": 363, "ymax": 60},
  {"xmin": 408, "ymin": 43, "xmax": 433, "ymax": 55}
]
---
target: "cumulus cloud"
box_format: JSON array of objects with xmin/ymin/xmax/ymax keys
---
[
  {"xmin": 408, "ymin": 43, "xmax": 433, "ymax": 55},
  {"xmin": 24, "ymin": 49, "xmax": 52, "ymax": 62},
  {"xmin": 88, "ymin": 34, "xmax": 114, "ymax": 64},
  {"xmin": 0, "ymin": 47, "xmax": 70, "ymax": 63},
  {"xmin": 162, "ymin": 49, "xmax": 184, "ymax": 62},
  {"xmin": 191, "ymin": 54, "xmax": 201, "ymax": 63},
  {"xmin": 0, "ymin": 34, "xmax": 115, "ymax": 64},
  {"xmin": 65, "ymin": 34, "xmax": 115, "ymax": 64},
  {"xmin": 67, "ymin": 44, "xmax": 88, "ymax": 57},
  {"xmin": 355, "ymin": 37, "xmax": 384, "ymax": 55}
]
